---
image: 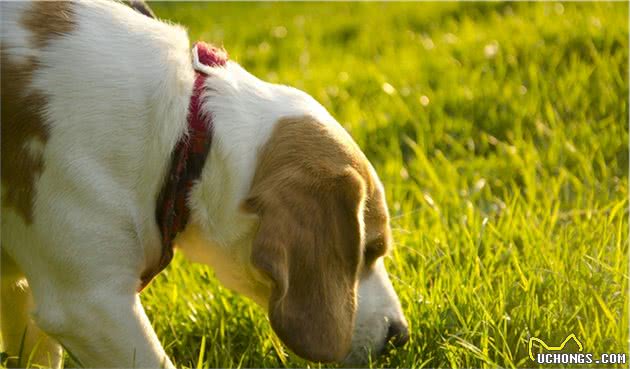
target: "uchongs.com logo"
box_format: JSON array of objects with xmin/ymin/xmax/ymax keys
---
[{"xmin": 528, "ymin": 333, "xmax": 627, "ymax": 365}]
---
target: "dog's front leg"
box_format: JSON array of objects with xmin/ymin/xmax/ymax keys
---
[
  {"xmin": 1, "ymin": 252, "xmax": 63, "ymax": 368},
  {"xmin": 33, "ymin": 289, "xmax": 173, "ymax": 368}
]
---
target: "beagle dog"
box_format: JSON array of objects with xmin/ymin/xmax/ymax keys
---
[{"xmin": 0, "ymin": 1, "xmax": 409, "ymax": 367}]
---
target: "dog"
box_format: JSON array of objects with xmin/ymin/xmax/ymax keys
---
[{"xmin": 1, "ymin": 1, "xmax": 409, "ymax": 367}]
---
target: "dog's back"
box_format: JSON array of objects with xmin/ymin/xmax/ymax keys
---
[{"xmin": 1, "ymin": 0, "xmax": 192, "ymax": 255}]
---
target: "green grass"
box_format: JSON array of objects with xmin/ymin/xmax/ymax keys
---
[{"xmin": 140, "ymin": 2, "xmax": 628, "ymax": 368}]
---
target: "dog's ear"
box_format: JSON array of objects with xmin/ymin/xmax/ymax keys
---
[{"xmin": 244, "ymin": 117, "xmax": 367, "ymax": 362}]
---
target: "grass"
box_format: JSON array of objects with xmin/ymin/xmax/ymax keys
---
[
  {"xmin": 3, "ymin": 2, "xmax": 626, "ymax": 368},
  {"xmin": 139, "ymin": 2, "xmax": 629, "ymax": 368}
]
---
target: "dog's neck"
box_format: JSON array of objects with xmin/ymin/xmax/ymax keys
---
[{"xmin": 140, "ymin": 43, "xmax": 228, "ymax": 290}]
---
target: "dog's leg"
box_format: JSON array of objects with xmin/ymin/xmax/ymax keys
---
[
  {"xmin": 4, "ymin": 197, "xmax": 174, "ymax": 368},
  {"xmin": 30, "ymin": 286, "xmax": 173, "ymax": 369},
  {"xmin": 1, "ymin": 252, "xmax": 63, "ymax": 369}
]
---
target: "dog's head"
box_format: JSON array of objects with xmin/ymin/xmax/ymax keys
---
[
  {"xmin": 180, "ymin": 61, "xmax": 408, "ymax": 363},
  {"xmin": 242, "ymin": 115, "xmax": 408, "ymax": 362}
]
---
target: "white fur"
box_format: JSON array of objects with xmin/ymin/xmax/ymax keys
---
[{"xmin": 1, "ymin": 1, "xmax": 406, "ymax": 367}]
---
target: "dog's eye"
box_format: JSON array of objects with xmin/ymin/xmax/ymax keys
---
[{"xmin": 364, "ymin": 235, "xmax": 387, "ymax": 266}]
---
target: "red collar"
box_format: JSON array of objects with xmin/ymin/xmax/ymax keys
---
[{"xmin": 140, "ymin": 42, "xmax": 228, "ymax": 291}]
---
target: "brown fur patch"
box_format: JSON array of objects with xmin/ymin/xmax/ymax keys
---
[
  {"xmin": 244, "ymin": 116, "xmax": 389, "ymax": 362},
  {"xmin": 1, "ymin": 54, "xmax": 49, "ymax": 224},
  {"xmin": 1, "ymin": 2, "xmax": 76, "ymax": 223},
  {"xmin": 21, "ymin": 2, "xmax": 76, "ymax": 48},
  {"xmin": 362, "ymin": 181, "xmax": 392, "ymax": 267}
]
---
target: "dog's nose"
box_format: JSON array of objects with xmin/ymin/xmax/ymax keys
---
[{"xmin": 385, "ymin": 321, "xmax": 409, "ymax": 348}]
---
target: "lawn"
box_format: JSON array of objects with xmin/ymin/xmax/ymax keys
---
[{"xmin": 139, "ymin": 2, "xmax": 629, "ymax": 368}]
